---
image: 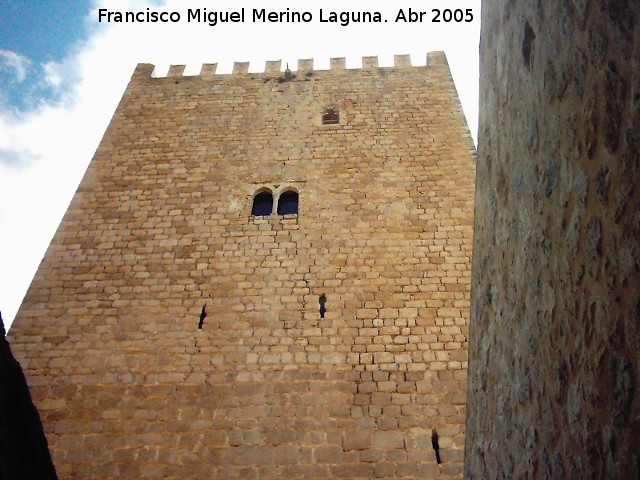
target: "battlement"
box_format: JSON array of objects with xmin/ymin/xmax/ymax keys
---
[{"xmin": 134, "ymin": 51, "xmax": 448, "ymax": 79}]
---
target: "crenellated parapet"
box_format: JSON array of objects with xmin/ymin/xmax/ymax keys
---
[{"xmin": 132, "ymin": 51, "xmax": 448, "ymax": 80}]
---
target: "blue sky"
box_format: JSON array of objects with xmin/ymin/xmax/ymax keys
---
[
  {"xmin": 0, "ymin": 0, "xmax": 480, "ymax": 329},
  {"xmin": 0, "ymin": 0, "xmax": 91, "ymax": 112}
]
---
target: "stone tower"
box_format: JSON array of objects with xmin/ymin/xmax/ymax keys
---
[{"xmin": 9, "ymin": 52, "xmax": 475, "ymax": 478}]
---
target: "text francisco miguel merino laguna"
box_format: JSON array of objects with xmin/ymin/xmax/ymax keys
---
[{"xmin": 97, "ymin": 7, "xmax": 473, "ymax": 27}]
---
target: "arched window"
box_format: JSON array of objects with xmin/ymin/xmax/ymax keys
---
[
  {"xmin": 322, "ymin": 107, "xmax": 339, "ymax": 125},
  {"xmin": 251, "ymin": 191, "xmax": 273, "ymax": 216},
  {"xmin": 277, "ymin": 191, "xmax": 299, "ymax": 215}
]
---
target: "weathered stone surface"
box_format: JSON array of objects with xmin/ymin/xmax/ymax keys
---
[
  {"xmin": 10, "ymin": 54, "xmax": 475, "ymax": 478},
  {"xmin": 466, "ymin": 0, "xmax": 640, "ymax": 477}
]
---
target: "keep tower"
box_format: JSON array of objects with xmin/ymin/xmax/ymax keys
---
[{"xmin": 9, "ymin": 52, "xmax": 475, "ymax": 478}]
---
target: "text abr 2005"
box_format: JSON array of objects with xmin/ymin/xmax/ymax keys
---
[{"xmin": 432, "ymin": 9, "xmax": 474, "ymax": 22}]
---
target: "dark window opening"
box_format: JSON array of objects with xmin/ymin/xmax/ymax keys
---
[
  {"xmin": 319, "ymin": 295, "xmax": 327, "ymax": 319},
  {"xmin": 277, "ymin": 191, "xmax": 299, "ymax": 215},
  {"xmin": 251, "ymin": 191, "xmax": 273, "ymax": 216},
  {"xmin": 322, "ymin": 107, "xmax": 339, "ymax": 125}
]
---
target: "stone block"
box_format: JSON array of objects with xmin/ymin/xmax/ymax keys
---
[
  {"xmin": 314, "ymin": 446, "xmax": 344, "ymax": 464},
  {"xmin": 343, "ymin": 428, "xmax": 372, "ymax": 451},
  {"xmin": 230, "ymin": 446, "xmax": 273, "ymax": 466}
]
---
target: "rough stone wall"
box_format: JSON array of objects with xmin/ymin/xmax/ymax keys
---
[
  {"xmin": 466, "ymin": 0, "xmax": 639, "ymax": 478},
  {"xmin": 9, "ymin": 52, "xmax": 475, "ymax": 478},
  {"xmin": 0, "ymin": 314, "xmax": 58, "ymax": 480}
]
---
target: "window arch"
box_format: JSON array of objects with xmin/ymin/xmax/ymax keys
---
[
  {"xmin": 251, "ymin": 190, "xmax": 273, "ymax": 216},
  {"xmin": 277, "ymin": 190, "xmax": 299, "ymax": 215},
  {"xmin": 322, "ymin": 107, "xmax": 339, "ymax": 125}
]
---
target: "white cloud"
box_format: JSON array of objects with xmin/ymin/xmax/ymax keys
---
[
  {"xmin": 0, "ymin": 0, "xmax": 480, "ymax": 329},
  {"xmin": 43, "ymin": 61, "xmax": 64, "ymax": 88},
  {"xmin": 0, "ymin": 49, "xmax": 32, "ymax": 83}
]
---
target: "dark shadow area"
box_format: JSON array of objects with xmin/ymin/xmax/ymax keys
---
[{"xmin": 0, "ymin": 312, "xmax": 58, "ymax": 480}]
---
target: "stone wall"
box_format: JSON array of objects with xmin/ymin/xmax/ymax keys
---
[
  {"xmin": 466, "ymin": 0, "xmax": 639, "ymax": 477},
  {"xmin": 10, "ymin": 53, "xmax": 476, "ymax": 478},
  {"xmin": 0, "ymin": 314, "xmax": 57, "ymax": 480}
]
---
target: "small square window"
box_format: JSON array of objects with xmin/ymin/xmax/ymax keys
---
[{"xmin": 322, "ymin": 107, "xmax": 339, "ymax": 125}]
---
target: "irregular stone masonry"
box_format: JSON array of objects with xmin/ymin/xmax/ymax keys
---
[
  {"xmin": 466, "ymin": 1, "xmax": 640, "ymax": 477},
  {"xmin": 9, "ymin": 52, "xmax": 476, "ymax": 478}
]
